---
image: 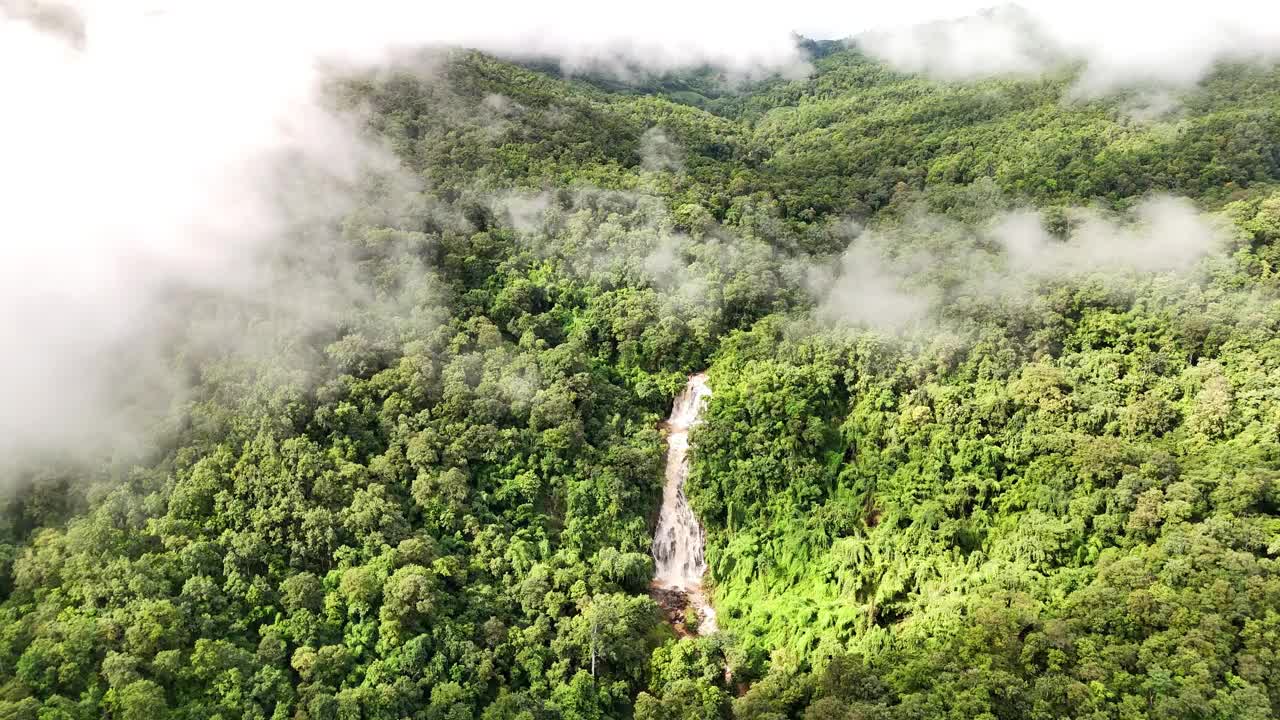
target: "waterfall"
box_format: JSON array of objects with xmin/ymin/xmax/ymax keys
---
[{"xmin": 652, "ymin": 372, "xmax": 717, "ymax": 634}]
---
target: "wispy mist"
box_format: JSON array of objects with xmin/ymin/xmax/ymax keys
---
[
  {"xmin": 0, "ymin": 3, "xmax": 426, "ymax": 467},
  {"xmin": 810, "ymin": 196, "xmax": 1228, "ymax": 332},
  {"xmin": 0, "ymin": 0, "xmax": 1270, "ymax": 472},
  {"xmin": 853, "ymin": 2, "xmax": 1280, "ymax": 96}
]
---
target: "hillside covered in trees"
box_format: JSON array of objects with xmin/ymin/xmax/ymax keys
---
[{"xmin": 3, "ymin": 37, "xmax": 1280, "ymax": 720}]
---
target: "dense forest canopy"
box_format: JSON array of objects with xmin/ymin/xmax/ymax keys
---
[{"xmin": 3, "ymin": 17, "xmax": 1280, "ymax": 720}]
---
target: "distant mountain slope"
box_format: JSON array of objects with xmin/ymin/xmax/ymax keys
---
[{"xmin": 1, "ymin": 46, "xmax": 1279, "ymax": 720}]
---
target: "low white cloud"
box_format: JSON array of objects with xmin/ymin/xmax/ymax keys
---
[
  {"xmin": 640, "ymin": 128, "xmax": 686, "ymax": 174},
  {"xmin": 809, "ymin": 241, "xmax": 935, "ymax": 330},
  {"xmin": 810, "ymin": 196, "xmax": 1227, "ymax": 331},
  {"xmin": 0, "ymin": 2, "xmax": 421, "ymax": 465},
  {"xmin": 857, "ymin": 6, "xmax": 1061, "ymax": 81},
  {"xmin": 849, "ymin": 2, "xmax": 1280, "ymax": 95},
  {"xmin": 995, "ymin": 196, "xmax": 1226, "ymax": 275}
]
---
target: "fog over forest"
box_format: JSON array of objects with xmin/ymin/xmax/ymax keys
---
[{"xmin": 2, "ymin": 2, "xmax": 1280, "ymax": 719}]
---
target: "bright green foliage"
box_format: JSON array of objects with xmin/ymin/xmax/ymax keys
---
[{"xmin": 690, "ymin": 226, "xmax": 1280, "ymax": 716}]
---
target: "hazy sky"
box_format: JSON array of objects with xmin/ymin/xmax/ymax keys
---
[{"xmin": 8, "ymin": 2, "xmax": 1280, "ymax": 87}]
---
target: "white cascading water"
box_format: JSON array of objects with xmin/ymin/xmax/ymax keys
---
[{"xmin": 652, "ymin": 372, "xmax": 717, "ymax": 634}]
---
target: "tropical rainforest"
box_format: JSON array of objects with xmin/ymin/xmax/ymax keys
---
[{"xmin": 4, "ymin": 36, "xmax": 1280, "ymax": 720}]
